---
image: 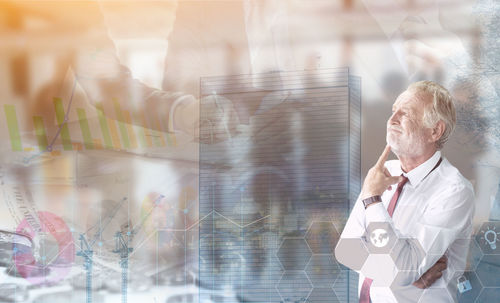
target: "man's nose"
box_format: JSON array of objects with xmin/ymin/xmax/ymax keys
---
[{"xmin": 388, "ymin": 112, "xmax": 399, "ymax": 125}]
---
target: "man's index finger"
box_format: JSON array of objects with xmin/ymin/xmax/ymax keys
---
[{"xmin": 376, "ymin": 145, "xmax": 391, "ymax": 168}]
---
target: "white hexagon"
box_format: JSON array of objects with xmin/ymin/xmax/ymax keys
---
[
  {"xmin": 390, "ymin": 270, "xmax": 424, "ymax": 303},
  {"xmin": 334, "ymin": 238, "xmax": 369, "ymax": 271},
  {"xmin": 364, "ymin": 222, "xmax": 397, "ymax": 254},
  {"xmin": 360, "ymin": 254, "xmax": 396, "ymax": 287},
  {"xmin": 390, "ymin": 238, "xmax": 426, "ymax": 271}
]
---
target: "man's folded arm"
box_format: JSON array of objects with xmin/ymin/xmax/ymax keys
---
[{"xmin": 335, "ymin": 183, "xmax": 474, "ymax": 286}]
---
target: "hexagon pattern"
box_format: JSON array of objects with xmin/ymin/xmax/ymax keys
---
[
  {"xmin": 306, "ymin": 288, "xmax": 340, "ymax": 303},
  {"xmin": 475, "ymin": 254, "xmax": 500, "ymax": 287},
  {"xmin": 419, "ymin": 287, "xmax": 454, "ymax": 303},
  {"xmin": 334, "ymin": 238, "xmax": 369, "ymax": 271},
  {"xmin": 305, "ymin": 221, "xmax": 340, "ymax": 254},
  {"xmin": 364, "ymin": 222, "xmax": 397, "ymax": 254},
  {"xmin": 361, "ymin": 254, "xmax": 396, "ymax": 287},
  {"xmin": 305, "ymin": 254, "xmax": 340, "ymax": 287},
  {"xmin": 389, "ymin": 271, "xmax": 424, "ymax": 303},
  {"xmin": 446, "ymin": 271, "xmax": 481, "ymax": 303},
  {"xmin": 413, "ymin": 261, "xmax": 455, "ymax": 303},
  {"xmin": 332, "ymin": 270, "xmax": 350, "ymax": 303},
  {"xmin": 475, "ymin": 221, "xmax": 500, "ymax": 255},
  {"xmin": 390, "ymin": 238, "xmax": 426, "ymax": 271},
  {"xmin": 466, "ymin": 238, "xmax": 484, "ymax": 271},
  {"xmin": 277, "ymin": 238, "xmax": 312, "ymax": 270},
  {"xmin": 277, "ymin": 271, "xmax": 312, "ymax": 303},
  {"xmin": 477, "ymin": 287, "xmax": 500, "ymax": 302}
]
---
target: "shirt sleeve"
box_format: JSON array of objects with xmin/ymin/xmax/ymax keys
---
[
  {"xmin": 334, "ymin": 196, "xmax": 366, "ymax": 273},
  {"xmin": 337, "ymin": 196, "xmax": 366, "ymax": 238},
  {"xmin": 335, "ymin": 182, "xmax": 475, "ymax": 286},
  {"xmin": 364, "ymin": 183, "xmax": 474, "ymax": 285}
]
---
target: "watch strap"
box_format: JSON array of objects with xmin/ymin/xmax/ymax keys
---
[{"xmin": 362, "ymin": 195, "xmax": 382, "ymax": 209}]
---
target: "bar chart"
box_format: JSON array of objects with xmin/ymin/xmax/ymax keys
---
[{"xmin": 2, "ymin": 96, "xmax": 177, "ymax": 157}]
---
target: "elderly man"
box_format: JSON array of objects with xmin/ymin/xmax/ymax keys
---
[{"xmin": 335, "ymin": 81, "xmax": 474, "ymax": 302}]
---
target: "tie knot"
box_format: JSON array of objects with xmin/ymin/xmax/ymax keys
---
[{"xmin": 398, "ymin": 175, "xmax": 409, "ymax": 188}]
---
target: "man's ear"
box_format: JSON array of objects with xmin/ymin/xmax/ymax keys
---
[{"xmin": 430, "ymin": 120, "xmax": 446, "ymax": 143}]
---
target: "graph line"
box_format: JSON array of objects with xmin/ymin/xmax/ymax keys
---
[{"xmin": 23, "ymin": 78, "xmax": 78, "ymax": 164}]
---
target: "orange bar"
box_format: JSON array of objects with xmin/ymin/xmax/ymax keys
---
[
  {"xmin": 106, "ymin": 118, "xmax": 122, "ymax": 150},
  {"xmin": 93, "ymin": 138, "xmax": 103, "ymax": 150},
  {"xmin": 72, "ymin": 142, "xmax": 83, "ymax": 151},
  {"xmin": 123, "ymin": 110, "xmax": 138, "ymax": 149},
  {"xmin": 166, "ymin": 130, "xmax": 177, "ymax": 147}
]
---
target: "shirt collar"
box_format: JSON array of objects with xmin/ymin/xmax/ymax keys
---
[{"xmin": 401, "ymin": 150, "xmax": 441, "ymax": 187}]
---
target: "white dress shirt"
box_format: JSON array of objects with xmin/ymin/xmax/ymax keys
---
[{"xmin": 337, "ymin": 151, "xmax": 475, "ymax": 302}]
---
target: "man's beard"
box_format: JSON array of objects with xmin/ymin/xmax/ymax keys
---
[{"xmin": 386, "ymin": 126, "xmax": 427, "ymax": 157}]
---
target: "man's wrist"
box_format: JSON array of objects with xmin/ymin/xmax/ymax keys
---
[
  {"xmin": 362, "ymin": 195, "xmax": 382, "ymax": 209},
  {"xmin": 360, "ymin": 189, "xmax": 382, "ymax": 200}
]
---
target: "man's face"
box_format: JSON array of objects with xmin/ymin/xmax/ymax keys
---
[{"xmin": 386, "ymin": 90, "xmax": 433, "ymax": 157}]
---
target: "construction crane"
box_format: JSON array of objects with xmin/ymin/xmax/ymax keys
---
[
  {"xmin": 77, "ymin": 197, "xmax": 128, "ymax": 303},
  {"xmin": 76, "ymin": 235, "xmax": 93, "ymax": 303},
  {"xmin": 113, "ymin": 194, "xmax": 164, "ymax": 303}
]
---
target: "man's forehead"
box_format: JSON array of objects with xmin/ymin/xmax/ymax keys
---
[{"xmin": 393, "ymin": 90, "xmax": 425, "ymax": 109}]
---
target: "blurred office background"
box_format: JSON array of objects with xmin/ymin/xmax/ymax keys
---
[{"xmin": 0, "ymin": 0, "xmax": 499, "ymax": 302}]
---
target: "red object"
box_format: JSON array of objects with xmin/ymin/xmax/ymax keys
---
[
  {"xmin": 387, "ymin": 176, "xmax": 409, "ymax": 217},
  {"xmin": 359, "ymin": 175, "xmax": 408, "ymax": 302}
]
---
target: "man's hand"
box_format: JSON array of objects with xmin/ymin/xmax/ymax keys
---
[
  {"xmin": 413, "ymin": 255, "xmax": 448, "ymax": 289},
  {"xmin": 361, "ymin": 145, "xmax": 403, "ymax": 200}
]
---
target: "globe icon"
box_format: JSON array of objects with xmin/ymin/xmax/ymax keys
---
[{"xmin": 370, "ymin": 229, "xmax": 389, "ymax": 248}]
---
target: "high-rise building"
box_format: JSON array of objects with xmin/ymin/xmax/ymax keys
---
[{"xmin": 199, "ymin": 67, "xmax": 361, "ymax": 302}]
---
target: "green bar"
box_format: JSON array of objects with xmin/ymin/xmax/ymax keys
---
[
  {"xmin": 76, "ymin": 108, "xmax": 94, "ymax": 150},
  {"xmin": 32, "ymin": 116, "xmax": 48, "ymax": 151},
  {"xmin": 113, "ymin": 100, "xmax": 130, "ymax": 148},
  {"xmin": 95, "ymin": 103, "xmax": 113, "ymax": 149},
  {"xmin": 4, "ymin": 105, "xmax": 22, "ymax": 151},
  {"xmin": 123, "ymin": 110, "xmax": 138, "ymax": 148},
  {"xmin": 133, "ymin": 112, "xmax": 148, "ymax": 148},
  {"xmin": 159, "ymin": 113, "xmax": 173, "ymax": 146},
  {"xmin": 53, "ymin": 98, "xmax": 73, "ymax": 150},
  {"xmin": 151, "ymin": 129, "xmax": 163, "ymax": 147},
  {"xmin": 136, "ymin": 126, "xmax": 147, "ymax": 148}
]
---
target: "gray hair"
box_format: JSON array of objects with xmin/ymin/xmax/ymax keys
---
[{"xmin": 407, "ymin": 81, "xmax": 456, "ymax": 149}]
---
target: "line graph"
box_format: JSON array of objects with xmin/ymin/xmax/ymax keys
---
[{"xmin": 2, "ymin": 77, "xmax": 178, "ymax": 165}]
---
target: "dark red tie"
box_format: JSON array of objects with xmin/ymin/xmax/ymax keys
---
[{"xmin": 359, "ymin": 175, "xmax": 408, "ymax": 303}]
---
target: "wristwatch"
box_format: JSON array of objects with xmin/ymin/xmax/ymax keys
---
[{"xmin": 362, "ymin": 195, "xmax": 382, "ymax": 209}]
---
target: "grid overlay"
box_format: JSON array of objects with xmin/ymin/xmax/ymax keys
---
[{"xmin": 199, "ymin": 68, "xmax": 361, "ymax": 302}]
